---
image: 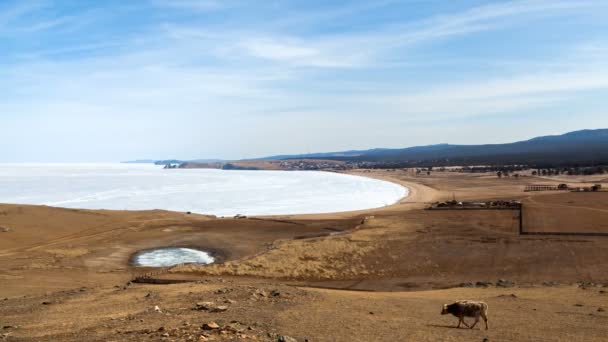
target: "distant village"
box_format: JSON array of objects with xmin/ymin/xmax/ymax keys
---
[{"xmin": 155, "ymin": 158, "xmax": 608, "ymax": 175}]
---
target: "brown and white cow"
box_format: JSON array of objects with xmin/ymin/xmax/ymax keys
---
[{"xmin": 441, "ymin": 300, "xmax": 489, "ymax": 330}]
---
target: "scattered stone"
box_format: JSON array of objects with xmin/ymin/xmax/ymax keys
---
[
  {"xmin": 145, "ymin": 293, "xmax": 152, "ymax": 298},
  {"xmin": 2, "ymin": 326, "xmax": 16, "ymax": 330},
  {"xmin": 224, "ymin": 299, "xmax": 236, "ymax": 304},
  {"xmin": 542, "ymin": 281, "xmax": 560, "ymax": 287},
  {"xmin": 369, "ymin": 311, "xmax": 374, "ymax": 315},
  {"xmin": 270, "ymin": 290, "xmax": 281, "ymax": 297},
  {"xmin": 459, "ymin": 282, "xmax": 475, "ymax": 288},
  {"xmin": 195, "ymin": 302, "xmax": 215, "ymax": 311},
  {"xmin": 254, "ymin": 289, "xmax": 267, "ymax": 298},
  {"xmin": 278, "ymin": 336, "xmax": 298, "ymax": 342},
  {"xmin": 598, "ymin": 308, "xmax": 605, "ymax": 312},
  {"xmin": 496, "ymin": 279, "xmax": 515, "ymax": 288},
  {"xmin": 574, "ymin": 303, "xmax": 584, "ymax": 307},
  {"xmin": 497, "ymin": 294, "xmax": 518, "ymax": 298},
  {"xmin": 212, "ymin": 305, "xmax": 228, "ymax": 313},
  {"xmin": 475, "ymin": 281, "xmax": 493, "ymax": 288},
  {"xmin": 215, "ymin": 288, "xmax": 232, "ymax": 294},
  {"xmin": 154, "ymin": 305, "xmax": 162, "ymax": 313},
  {"xmin": 158, "ymin": 327, "xmax": 165, "ymax": 332},
  {"xmin": 161, "ymin": 332, "xmax": 170, "ymax": 337},
  {"xmin": 41, "ymin": 301, "xmax": 52, "ymax": 305},
  {"xmin": 0, "ymin": 226, "xmax": 11, "ymax": 233},
  {"xmin": 202, "ymin": 322, "xmax": 220, "ymax": 330}
]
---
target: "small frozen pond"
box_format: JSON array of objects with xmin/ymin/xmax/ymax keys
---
[{"xmin": 132, "ymin": 247, "xmax": 215, "ymax": 267}]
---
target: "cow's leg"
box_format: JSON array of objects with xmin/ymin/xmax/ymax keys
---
[
  {"xmin": 470, "ymin": 314, "xmax": 480, "ymax": 329},
  {"xmin": 458, "ymin": 317, "xmax": 470, "ymax": 328},
  {"xmin": 482, "ymin": 313, "xmax": 489, "ymax": 330}
]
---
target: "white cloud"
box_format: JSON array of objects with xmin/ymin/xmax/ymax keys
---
[{"xmin": 152, "ymin": 0, "xmax": 227, "ymax": 11}]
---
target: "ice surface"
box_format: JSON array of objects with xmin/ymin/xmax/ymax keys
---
[
  {"xmin": 0, "ymin": 163, "xmax": 408, "ymax": 216},
  {"xmin": 133, "ymin": 247, "xmax": 215, "ymax": 267}
]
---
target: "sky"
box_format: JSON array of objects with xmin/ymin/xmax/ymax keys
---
[{"xmin": 1, "ymin": 0, "xmax": 608, "ymax": 162}]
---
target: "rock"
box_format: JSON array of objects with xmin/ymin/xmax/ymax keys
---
[
  {"xmin": 270, "ymin": 290, "xmax": 281, "ymax": 297},
  {"xmin": 224, "ymin": 299, "xmax": 236, "ymax": 304},
  {"xmin": 0, "ymin": 226, "xmax": 11, "ymax": 232},
  {"xmin": 497, "ymin": 294, "xmax": 518, "ymax": 298},
  {"xmin": 201, "ymin": 322, "xmax": 220, "ymax": 330},
  {"xmin": 578, "ymin": 281, "xmax": 596, "ymax": 289},
  {"xmin": 475, "ymin": 281, "xmax": 493, "ymax": 288},
  {"xmin": 161, "ymin": 332, "xmax": 170, "ymax": 337},
  {"xmin": 154, "ymin": 305, "xmax": 162, "ymax": 313},
  {"xmin": 215, "ymin": 288, "xmax": 232, "ymax": 294},
  {"xmin": 459, "ymin": 282, "xmax": 475, "ymax": 288},
  {"xmin": 212, "ymin": 305, "xmax": 228, "ymax": 313},
  {"xmin": 574, "ymin": 303, "xmax": 584, "ymax": 307},
  {"xmin": 254, "ymin": 289, "xmax": 267, "ymax": 297},
  {"xmin": 194, "ymin": 302, "xmax": 227, "ymax": 312},
  {"xmin": 195, "ymin": 302, "xmax": 215, "ymax": 311},
  {"xmin": 598, "ymin": 308, "xmax": 605, "ymax": 312},
  {"xmin": 278, "ymin": 336, "xmax": 298, "ymax": 342},
  {"xmin": 158, "ymin": 327, "xmax": 165, "ymax": 332},
  {"xmin": 496, "ymin": 279, "xmax": 515, "ymax": 288},
  {"xmin": 41, "ymin": 301, "xmax": 51, "ymax": 305}
]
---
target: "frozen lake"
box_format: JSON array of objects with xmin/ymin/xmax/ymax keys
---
[{"xmin": 0, "ymin": 163, "xmax": 408, "ymax": 216}]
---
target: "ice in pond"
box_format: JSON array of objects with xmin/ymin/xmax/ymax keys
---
[{"xmin": 133, "ymin": 247, "xmax": 215, "ymax": 267}]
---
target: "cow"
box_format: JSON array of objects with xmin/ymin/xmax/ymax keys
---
[{"xmin": 441, "ymin": 300, "xmax": 489, "ymax": 330}]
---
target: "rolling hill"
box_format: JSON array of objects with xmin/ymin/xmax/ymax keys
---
[{"xmin": 262, "ymin": 129, "xmax": 608, "ymax": 167}]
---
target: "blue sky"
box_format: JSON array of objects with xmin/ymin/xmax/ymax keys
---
[{"xmin": 2, "ymin": 0, "xmax": 608, "ymax": 162}]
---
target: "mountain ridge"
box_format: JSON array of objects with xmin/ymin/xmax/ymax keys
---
[{"xmin": 257, "ymin": 129, "xmax": 608, "ymax": 167}]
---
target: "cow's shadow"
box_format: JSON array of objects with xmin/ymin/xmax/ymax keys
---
[{"xmin": 426, "ymin": 324, "xmax": 462, "ymax": 330}]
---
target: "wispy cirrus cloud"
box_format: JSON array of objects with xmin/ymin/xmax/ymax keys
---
[{"xmin": 151, "ymin": 0, "xmax": 230, "ymax": 11}]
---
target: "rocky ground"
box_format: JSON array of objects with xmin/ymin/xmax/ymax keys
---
[{"xmin": 2, "ymin": 277, "xmax": 608, "ymax": 341}]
